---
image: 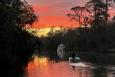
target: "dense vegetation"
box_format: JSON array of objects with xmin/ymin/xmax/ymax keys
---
[
  {"xmin": 43, "ymin": 22, "xmax": 115, "ymax": 52},
  {"xmin": 0, "ymin": 0, "xmax": 39, "ymax": 76}
]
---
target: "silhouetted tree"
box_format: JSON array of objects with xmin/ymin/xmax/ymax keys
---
[
  {"xmin": 85, "ymin": 0, "xmax": 107, "ymax": 29},
  {"xmin": 0, "ymin": 0, "xmax": 38, "ymax": 76},
  {"xmin": 67, "ymin": 6, "xmax": 92, "ymax": 27},
  {"xmin": 86, "ymin": 0, "xmax": 115, "ymax": 28}
]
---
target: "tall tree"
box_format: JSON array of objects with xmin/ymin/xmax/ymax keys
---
[
  {"xmin": 67, "ymin": 6, "xmax": 92, "ymax": 27},
  {"xmin": 68, "ymin": 0, "xmax": 115, "ymax": 28},
  {"xmin": 0, "ymin": 0, "xmax": 38, "ymax": 75},
  {"xmin": 85, "ymin": 0, "xmax": 115, "ymax": 28}
]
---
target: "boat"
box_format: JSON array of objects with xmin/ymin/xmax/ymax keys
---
[
  {"xmin": 69, "ymin": 62, "xmax": 91, "ymax": 69},
  {"xmin": 57, "ymin": 43, "xmax": 65, "ymax": 59},
  {"xmin": 68, "ymin": 53, "xmax": 94, "ymax": 69}
]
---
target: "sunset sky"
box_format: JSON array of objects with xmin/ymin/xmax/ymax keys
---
[
  {"xmin": 27, "ymin": 0, "xmax": 115, "ymax": 28},
  {"xmin": 27, "ymin": 0, "xmax": 87, "ymax": 28}
]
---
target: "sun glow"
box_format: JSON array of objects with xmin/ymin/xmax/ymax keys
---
[{"xmin": 26, "ymin": 28, "xmax": 61, "ymax": 37}]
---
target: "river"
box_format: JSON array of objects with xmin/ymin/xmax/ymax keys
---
[{"xmin": 24, "ymin": 56, "xmax": 115, "ymax": 77}]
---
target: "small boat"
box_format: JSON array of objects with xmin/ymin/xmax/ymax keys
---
[
  {"xmin": 69, "ymin": 62, "xmax": 95, "ymax": 69},
  {"xmin": 68, "ymin": 53, "xmax": 94, "ymax": 70},
  {"xmin": 69, "ymin": 62, "xmax": 91, "ymax": 69}
]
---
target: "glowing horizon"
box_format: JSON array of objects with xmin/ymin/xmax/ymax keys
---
[{"xmin": 26, "ymin": 27, "xmax": 63, "ymax": 37}]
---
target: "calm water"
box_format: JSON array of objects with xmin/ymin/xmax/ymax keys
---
[{"xmin": 25, "ymin": 56, "xmax": 115, "ymax": 77}]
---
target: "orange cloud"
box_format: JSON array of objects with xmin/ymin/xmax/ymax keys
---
[
  {"xmin": 31, "ymin": 15, "xmax": 78, "ymax": 28},
  {"xmin": 32, "ymin": 5, "xmax": 49, "ymax": 13},
  {"xmin": 109, "ymin": 9, "xmax": 115, "ymax": 17},
  {"xmin": 30, "ymin": 4, "xmax": 79, "ymax": 28},
  {"xmin": 30, "ymin": 5, "xmax": 78, "ymax": 28}
]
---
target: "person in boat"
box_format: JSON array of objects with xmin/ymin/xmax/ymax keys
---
[{"xmin": 69, "ymin": 52, "xmax": 81, "ymax": 63}]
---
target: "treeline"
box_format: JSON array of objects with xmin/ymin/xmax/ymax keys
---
[
  {"xmin": 0, "ymin": 0, "xmax": 40, "ymax": 76},
  {"xmin": 42, "ymin": 22, "xmax": 115, "ymax": 52},
  {"xmin": 40, "ymin": 0, "xmax": 115, "ymax": 55}
]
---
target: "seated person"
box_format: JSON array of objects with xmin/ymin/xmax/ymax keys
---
[{"xmin": 69, "ymin": 53, "xmax": 81, "ymax": 63}]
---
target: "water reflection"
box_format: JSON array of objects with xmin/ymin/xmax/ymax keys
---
[{"xmin": 25, "ymin": 56, "xmax": 115, "ymax": 77}]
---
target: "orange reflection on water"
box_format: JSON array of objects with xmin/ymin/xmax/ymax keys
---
[
  {"xmin": 26, "ymin": 56, "xmax": 93, "ymax": 77},
  {"xmin": 33, "ymin": 56, "xmax": 48, "ymax": 67}
]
